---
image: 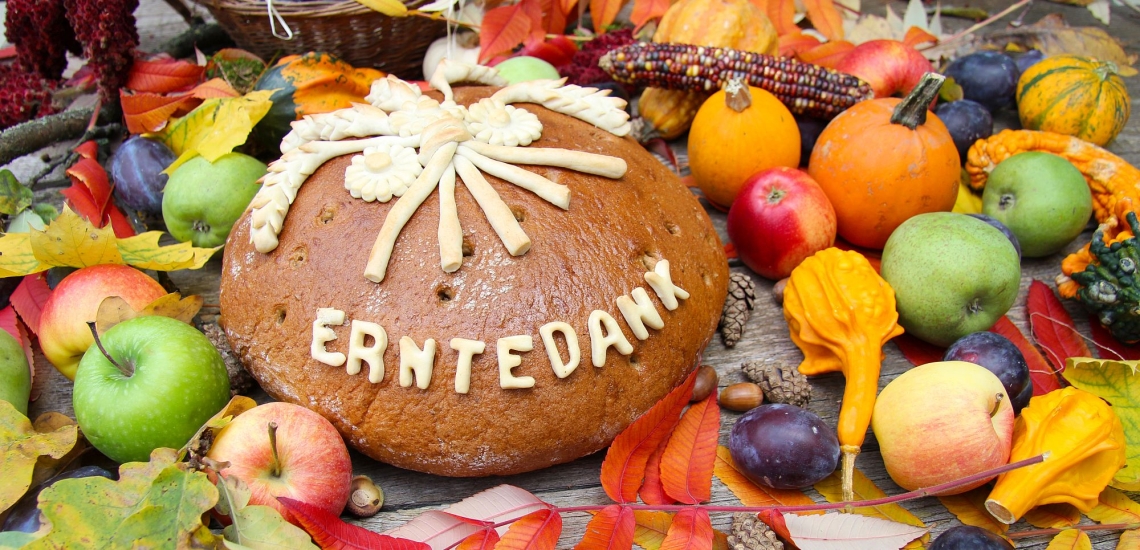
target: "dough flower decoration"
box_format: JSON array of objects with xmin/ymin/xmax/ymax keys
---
[
  {"xmin": 248, "ymin": 60, "xmax": 633, "ymax": 284},
  {"xmin": 345, "ymin": 144, "xmax": 423, "ymax": 202}
]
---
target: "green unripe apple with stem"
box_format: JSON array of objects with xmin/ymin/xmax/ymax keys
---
[
  {"xmin": 881, "ymin": 212, "xmax": 1022, "ymax": 347},
  {"xmin": 0, "ymin": 329, "xmax": 31, "ymax": 416},
  {"xmin": 73, "ymin": 316, "xmax": 230, "ymax": 463},
  {"xmin": 982, "ymin": 152, "xmax": 1092, "ymax": 258},
  {"xmin": 162, "ymin": 153, "xmax": 266, "ymax": 248}
]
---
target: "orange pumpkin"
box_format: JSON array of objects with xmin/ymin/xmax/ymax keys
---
[{"xmin": 807, "ymin": 73, "xmax": 959, "ymax": 249}]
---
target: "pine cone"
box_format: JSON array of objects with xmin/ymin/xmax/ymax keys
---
[
  {"xmin": 728, "ymin": 512, "xmax": 783, "ymax": 550},
  {"xmin": 203, "ymin": 323, "xmax": 255, "ymax": 396},
  {"xmin": 742, "ymin": 360, "xmax": 811, "ymax": 407},
  {"xmin": 719, "ymin": 272, "xmax": 756, "ymax": 348}
]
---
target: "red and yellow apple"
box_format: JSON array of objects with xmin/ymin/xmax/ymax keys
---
[
  {"xmin": 206, "ymin": 402, "xmax": 353, "ymax": 521},
  {"xmin": 835, "ymin": 40, "xmax": 934, "ymax": 99},
  {"xmin": 39, "ymin": 264, "xmax": 168, "ymax": 380},
  {"xmin": 871, "ymin": 360, "xmax": 1014, "ymax": 494},
  {"xmin": 726, "ymin": 167, "xmax": 836, "ymax": 280}
]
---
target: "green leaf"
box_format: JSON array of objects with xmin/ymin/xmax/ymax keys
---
[
  {"xmin": 0, "ymin": 401, "xmax": 78, "ymax": 514},
  {"xmin": 25, "ymin": 448, "xmax": 219, "ymax": 549},
  {"xmin": 0, "ymin": 171, "xmax": 33, "ymax": 217},
  {"xmin": 31, "ymin": 204, "xmax": 58, "ymax": 225},
  {"xmin": 0, "ymin": 531, "xmax": 40, "ymax": 549},
  {"xmin": 1064, "ymin": 357, "xmax": 1140, "ymax": 489},
  {"xmin": 218, "ymin": 474, "xmax": 318, "ymax": 550}
]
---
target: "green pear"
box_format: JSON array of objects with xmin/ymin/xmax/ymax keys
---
[
  {"xmin": 0, "ymin": 329, "xmax": 31, "ymax": 416},
  {"xmin": 881, "ymin": 212, "xmax": 1021, "ymax": 347},
  {"xmin": 982, "ymin": 152, "xmax": 1092, "ymax": 257}
]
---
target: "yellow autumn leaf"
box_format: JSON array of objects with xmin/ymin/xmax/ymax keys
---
[
  {"xmin": 95, "ymin": 292, "xmax": 204, "ymax": 335},
  {"xmin": 815, "ymin": 467, "xmax": 928, "ymax": 549},
  {"xmin": 1085, "ymin": 486, "xmax": 1140, "ymax": 524},
  {"xmin": 117, "ymin": 231, "xmax": 220, "ymax": 271},
  {"xmin": 29, "ymin": 208, "xmax": 122, "ymax": 267},
  {"xmin": 1046, "ymin": 529, "xmax": 1091, "ymax": 550},
  {"xmin": 1120, "ymin": 530, "xmax": 1140, "ymax": 549},
  {"xmin": 938, "ymin": 487, "xmax": 1009, "ymax": 536},
  {"xmin": 629, "ymin": 511, "xmax": 729, "ymax": 550},
  {"xmin": 0, "ymin": 401, "xmax": 78, "ymax": 514},
  {"xmin": 1024, "ymin": 504, "xmax": 1082, "ymax": 529},
  {"xmin": 156, "ymin": 90, "xmax": 274, "ymax": 173},
  {"xmin": 0, "ymin": 233, "xmax": 45, "ymax": 276},
  {"xmin": 352, "ymin": 0, "xmax": 408, "ymax": 16},
  {"xmin": 1063, "ymin": 357, "xmax": 1140, "ymax": 490},
  {"xmin": 712, "ymin": 446, "xmax": 818, "ymax": 511}
]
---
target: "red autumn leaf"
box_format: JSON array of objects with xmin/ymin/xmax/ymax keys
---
[
  {"xmin": 798, "ymin": 40, "xmax": 855, "ymax": 69},
  {"xmin": 661, "ymin": 389, "xmax": 720, "ymax": 504},
  {"xmin": 519, "ymin": 0, "xmax": 546, "ymax": 46},
  {"xmin": 990, "ymin": 316, "xmax": 1064, "ymax": 395},
  {"xmin": 903, "ymin": 26, "xmax": 939, "ymax": 48},
  {"xmin": 120, "ymin": 91, "xmax": 196, "ymax": 134},
  {"xmin": 456, "ymin": 529, "xmax": 500, "ymax": 550},
  {"xmin": 560, "ymin": 0, "xmax": 579, "ymax": 23},
  {"xmin": 803, "ymin": 0, "xmax": 844, "ymax": 41},
  {"xmin": 279, "ymin": 497, "xmax": 431, "ymax": 550},
  {"xmin": 723, "ymin": 243, "xmax": 737, "ymax": 260},
  {"xmin": 600, "ymin": 370, "xmax": 698, "ymax": 503},
  {"xmin": 660, "ymin": 508, "xmax": 713, "ymax": 550},
  {"xmin": 757, "ymin": 510, "xmax": 794, "ymax": 547},
  {"xmin": 643, "ymin": 138, "xmax": 681, "ymax": 176},
  {"xmin": 590, "ymin": 0, "xmax": 627, "ymax": 34},
  {"xmin": 67, "ymin": 156, "xmax": 112, "ymax": 213},
  {"xmin": 574, "ymin": 505, "xmax": 635, "ymax": 550},
  {"xmin": 778, "ymin": 31, "xmax": 823, "ymax": 59},
  {"xmin": 495, "ymin": 509, "xmax": 562, "ymax": 550},
  {"xmin": 61, "ymin": 183, "xmax": 102, "ymax": 225},
  {"xmin": 480, "ymin": 3, "xmax": 533, "ymax": 63},
  {"xmin": 768, "ymin": 0, "xmax": 798, "ymax": 36},
  {"xmin": 105, "ymin": 204, "xmax": 137, "ymax": 239},
  {"xmin": 126, "ymin": 57, "xmax": 205, "ymax": 93},
  {"xmin": 62, "ymin": 153, "xmax": 136, "ymax": 238},
  {"xmin": 631, "ymin": 0, "xmax": 670, "ymax": 33},
  {"xmin": 1027, "ymin": 279, "xmax": 1090, "ymax": 374},
  {"xmin": 191, "ymin": 78, "xmax": 240, "ymax": 99},
  {"xmin": 1088, "ymin": 315, "xmax": 1140, "ymax": 360},
  {"xmin": 74, "ymin": 140, "xmax": 99, "ymax": 160},
  {"xmin": 639, "ymin": 437, "xmax": 674, "ymax": 505},
  {"xmin": 893, "ymin": 333, "xmax": 945, "ymax": 367},
  {"xmin": 10, "ymin": 273, "xmax": 52, "ymax": 336}
]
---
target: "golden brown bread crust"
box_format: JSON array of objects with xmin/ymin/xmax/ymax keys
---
[{"xmin": 219, "ymin": 86, "xmax": 728, "ymax": 476}]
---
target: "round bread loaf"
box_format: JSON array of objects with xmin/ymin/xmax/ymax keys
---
[{"xmin": 219, "ymin": 85, "xmax": 728, "ymax": 476}]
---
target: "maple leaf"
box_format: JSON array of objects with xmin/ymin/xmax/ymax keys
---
[
  {"xmin": 660, "ymin": 389, "xmax": 719, "ymax": 504},
  {"xmin": 0, "ymin": 207, "xmax": 220, "ymax": 277},
  {"xmin": 937, "ymin": 487, "xmax": 1009, "ymax": 537},
  {"xmin": 479, "ymin": 3, "xmax": 533, "ymax": 63},
  {"xmin": 280, "ymin": 497, "xmax": 430, "ymax": 550},
  {"xmin": 0, "ymin": 401, "xmax": 78, "ymax": 514},
  {"xmin": 1028, "ymin": 280, "xmax": 1090, "ymax": 374},
  {"xmin": 1045, "ymin": 529, "xmax": 1091, "ymax": 550},
  {"xmin": 127, "ymin": 57, "xmax": 206, "ymax": 93},
  {"xmin": 1062, "ymin": 358, "xmax": 1140, "ymax": 490},
  {"xmin": 24, "ymin": 448, "xmax": 219, "ymax": 549},
  {"xmin": 712, "ymin": 446, "xmax": 817, "ymax": 509},
  {"xmin": 574, "ymin": 505, "xmax": 634, "ymax": 550},
  {"xmin": 155, "ymin": 90, "xmax": 274, "ymax": 173},
  {"xmin": 95, "ymin": 292, "xmax": 204, "ymax": 335},
  {"xmin": 216, "ymin": 474, "xmax": 318, "ymax": 549}
]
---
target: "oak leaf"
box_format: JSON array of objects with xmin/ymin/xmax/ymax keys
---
[
  {"xmin": 216, "ymin": 474, "xmax": 318, "ymax": 549},
  {"xmin": 661, "ymin": 389, "xmax": 719, "ymax": 504},
  {"xmin": 1045, "ymin": 528, "xmax": 1091, "ymax": 550},
  {"xmin": 95, "ymin": 292, "xmax": 204, "ymax": 335},
  {"xmin": 712, "ymin": 446, "xmax": 816, "ymax": 509},
  {"xmin": 1023, "ymin": 504, "xmax": 1081, "ymax": 529},
  {"xmin": 0, "ymin": 402, "xmax": 78, "ymax": 514},
  {"xmin": 784, "ymin": 513, "xmax": 927, "ymax": 550},
  {"xmin": 574, "ymin": 505, "xmax": 634, "ymax": 550},
  {"xmin": 937, "ymin": 487, "xmax": 1009, "ymax": 537},
  {"xmin": 1028, "ymin": 280, "xmax": 1090, "ymax": 375},
  {"xmin": 991, "ymin": 316, "xmax": 1064, "ymax": 395},
  {"xmin": 1062, "ymin": 358, "xmax": 1140, "ymax": 489},
  {"xmin": 156, "ymin": 90, "xmax": 275, "ymax": 173},
  {"xmin": 24, "ymin": 448, "xmax": 219, "ymax": 549}
]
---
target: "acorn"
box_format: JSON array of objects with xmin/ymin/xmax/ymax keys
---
[
  {"xmin": 719, "ymin": 382, "xmax": 765, "ymax": 412},
  {"xmin": 346, "ymin": 475, "xmax": 384, "ymax": 517},
  {"xmin": 691, "ymin": 365, "xmax": 719, "ymax": 402}
]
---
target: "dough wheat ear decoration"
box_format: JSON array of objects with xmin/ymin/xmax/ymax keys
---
[{"xmin": 247, "ymin": 61, "xmax": 632, "ymax": 283}]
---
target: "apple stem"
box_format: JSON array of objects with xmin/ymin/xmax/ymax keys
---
[
  {"xmin": 889, "ymin": 72, "xmax": 945, "ymax": 130},
  {"xmin": 86, "ymin": 322, "xmax": 131, "ymax": 377},
  {"xmin": 991, "ymin": 392, "xmax": 1005, "ymax": 417},
  {"xmin": 267, "ymin": 421, "xmax": 282, "ymax": 478}
]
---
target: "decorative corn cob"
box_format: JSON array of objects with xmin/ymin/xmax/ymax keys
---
[{"xmin": 599, "ymin": 42, "xmax": 874, "ymax": 119}]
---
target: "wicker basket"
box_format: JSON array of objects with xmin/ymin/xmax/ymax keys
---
[{"xmin": 192, "ymin": 0, "xmax": 448, "ymax": 79}]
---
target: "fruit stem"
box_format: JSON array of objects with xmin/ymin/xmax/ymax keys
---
[
  {"xmin": 841, "ymin": 449, "xmax": 858, "ymax": 502},
  {"xmin": 724, "ymin": 78, "xmax": 752, "ymax": 113},
  {"xmin": 267, "ymin": 421, "xmax": 282, "ymax": 478},
  {"xmin": 991, "ymin": 392, "xmax": 1005, "ymax": 417},
  {"xmin": 889, "ymin": 72, "xmax": 945, "ymax": 130},
  {"xmin": 87, "ymin": 321, "xmax": 131, "ymax": 377}
]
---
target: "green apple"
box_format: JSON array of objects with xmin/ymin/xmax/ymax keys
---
[
  {"xmin": 493, "ymin": 56, "xmax": 561, "ymax": 84},
  {"xmin": 0, "ymin": 330, "xmax": 31, "ymax": 416},
  {"xmin": 162, "ymin": 153, "xmax": 266, "ymax": 248},
  {"xmin": 881, "ymin": 212, "xmax": 1021, "ymax": 347},
  {"xmin": 73, "ymin": 316, "xmax": 230, "ymax": 463},
  {"xmin": 982, "ymin": 152, "xmax": 1092, "ymax": 257}
]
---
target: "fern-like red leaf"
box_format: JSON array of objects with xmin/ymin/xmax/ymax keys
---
[
  {"xmin": 1027, "ymin": 280, "xmax": 1090, "ymax": 373},
  {"xmin": 757, "ymin": 510, "xmax": 794, "ymax": 546},
  {"xmin": 990, "ymin": 316, "xmax": 1063, "ymax": 395},
  {"xmin": 600, "ymin": 370, "xmax": 697, "ymax": 503},
  {"xmin": 278, "ymin": 497, "xmax": 430, "ymax": 550},
  {"xmin": 893, "ymin": 334, "xmax": 945, "ymax": 367},
  {"xmin": 638, "ymin": 438, "xmax": 674, "ymax": 505},
  {"xmin": 574, "ymin": 505, "xmax": 635, "ymax": 550},
  {"xmin": 457, "ymin": 529, "xmax": 500, "ymax": 550},
  {"xmin": 494, "ymin": 509, "xmax": 562, "ymax": 550},
  {"xmin": 659, "ymin": 508, "xmax": 713, "ymax": 550},
  {"xmin": 661, "ymin": 389, "xmax": 719, "ymax": 504},
  {"xmin": 479, "ymin": 3, "xmax": 532, "ymax": 63}
]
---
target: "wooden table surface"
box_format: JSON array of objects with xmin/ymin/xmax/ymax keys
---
[{"xmin": 9, "ymin": 0, "xmax": 1140, "ymax": 548}]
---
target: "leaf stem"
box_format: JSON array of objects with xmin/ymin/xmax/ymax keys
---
[
  {"xmin": 1007, "ymin": 523, "xmax": 1140, "ymax": 539},
  {"xmin": 920, "ymin": 0, "xmax": 1031, "ymax": 51},
  {"xmin": 87, "ymin": 321, "xmax": 130, "ymax": 377}
]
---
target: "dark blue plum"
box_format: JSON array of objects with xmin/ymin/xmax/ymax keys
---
[
  {"xmin": 590, "ymin": 81, "xmax": 631, "ymax": 112},
  {"xmin": 797, "ymin": 117, "xmax": 828, "ymax": 168},
  {"xmin": 1016, "ymin": 50, "xmax": 1046, "ymax": 74},
  {"xmin": 729, "ymin": 404, "xmax": 840, "ymax": 490},
  {"xmin": 934, "ymin": 100, "xmax": 993, "ymax": 162},
  {"xmin": 110, "ymin": 136, "xmax": 176, "ymax": 216},
  {"xmin": 943, "ymin": 331, "xmax": 1033, "ymax": 414},
  {"xmin": 944, "ymin": 52, "xmax": 1020, "ymax": 113},
  {"xmin": 929, "ymin": 525, "xmax": 1014, "ymax": 549},
  {"xmin": 2, "ymin": 465, "xmax": 115, "ymax": 533},
  {"xmin": 967, "ymin": 213, "xmax": 1022, "ymax": 260}
]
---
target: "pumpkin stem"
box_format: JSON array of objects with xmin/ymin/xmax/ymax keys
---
[
  {"xmin": 724, "ymin": 78, "xmax": 752, "ymax": 113},
  {"xmin": 889, "ymin": 72, "xmax": 945, "ymax": 130}
]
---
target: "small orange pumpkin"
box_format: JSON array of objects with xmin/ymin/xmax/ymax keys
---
[{"xmin": 807, "ymin": 72, "xmax": 959, "ymax": 249}]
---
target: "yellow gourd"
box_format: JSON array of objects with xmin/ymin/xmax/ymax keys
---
[
  {"xmin": 1017, "ymin": 55, "xmax": 1130, "ymax": 146},
  {"xmin": 985, "ymin": 387, "xmax": 1126, "ymax": 524},
  {"xmin": 782, "ymin": 247, "xmax": 904, "ymax": 502}
]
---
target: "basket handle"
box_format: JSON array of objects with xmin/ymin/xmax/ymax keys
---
[{"xmin": 266, "ymin": 0, "xmax": 295, "ymax": 40}]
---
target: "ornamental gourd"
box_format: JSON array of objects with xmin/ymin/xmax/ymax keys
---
[
  {"xmin": 1057, "ymin": 203, "xmax": 1140, "ymax": 343},
  {"xmin": 782, "ymin": 247, "xmax": 904, "ymax": 502},
  {"xmin": 688, "ymin": 79, "xmax": 800, "ymax": 208},
  {"xmin": 252, "ymin": 52, "xmax": 385, "ymax": 150},
  {"xmin": 1017, "ymin": 55, "xmax": 1131, "ymax": 146},
  {"xmin": 636, "ymin": 0, "xmax": 778, "ymax": 140},
  {"xmin": 808, "ymin": 72, "xmax": 959, "ymax": 249}
]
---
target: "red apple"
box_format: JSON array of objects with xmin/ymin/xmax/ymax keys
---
[
  {"xmin": 835, "ymin": 40, "xmax": 934, "ymax": 99},
  {"xmin": 206, "ymin": 402, "xmax": 352, "ymax": 521},
  {"xmin": 726, "ymin": 167, "xmax": 837, "ymax": 280},
  {"xmin": 871, "ymin": 361, "xmax": 1015, "ymax": 494},
  {"xmin": 39, "ymin": 264, "xmax": 168, "ymax": 380}
]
